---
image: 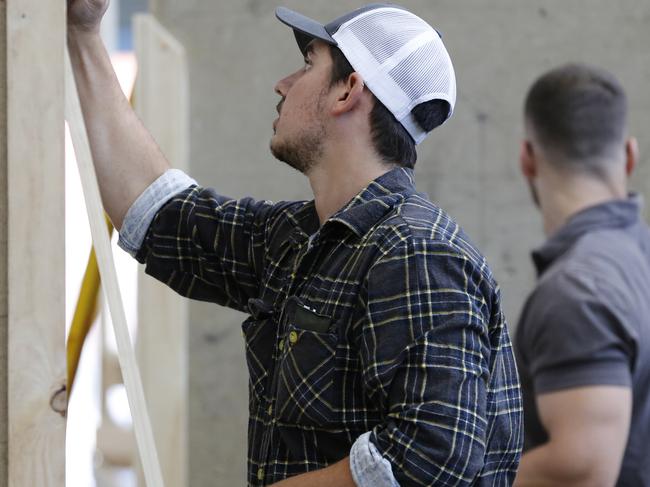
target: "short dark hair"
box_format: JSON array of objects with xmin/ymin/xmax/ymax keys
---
[
  {"xmin": 329, "ymin": 46, "xmax": 449, "ymax": 169},
  {"xmin": 524, "ymin": 63, "xmax": 627, "ymax": 176}
]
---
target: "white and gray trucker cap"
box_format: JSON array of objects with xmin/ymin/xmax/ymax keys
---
[{"xmin": 276, "ymin": 3, "xmax": 457, "ymax": 144}]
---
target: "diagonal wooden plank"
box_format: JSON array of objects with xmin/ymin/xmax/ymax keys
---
[{"xmin": 64, "ymin": 48, "xmax": 164, "ymax": 487}]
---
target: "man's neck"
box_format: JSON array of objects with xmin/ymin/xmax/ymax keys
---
[
  {"xmin": 307, "ymin": 148, "xmax": 395, "ymax": 225},
  {"xmin": 539, "ymin": 174, "xmax": 627, "ymax": 237}
]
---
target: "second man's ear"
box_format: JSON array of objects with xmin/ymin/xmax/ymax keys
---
[
  {"xmin": 520, "ymin": 140, "xmax": 537, "ymax": 180},
  {"xmin": 625, "ymin": 137, "xmax": 639, "ymax": 176}
]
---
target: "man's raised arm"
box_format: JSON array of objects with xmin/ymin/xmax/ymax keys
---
[{"xmin": 67, "ymin": 0, "xmax": 171, "ymax": 229}]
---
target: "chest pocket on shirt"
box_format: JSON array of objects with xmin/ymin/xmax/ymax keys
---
[
  {"xmin": 242, "ymin": 298, "xmax": 277, "ymax": 404},
  {"xmin": 276, "ymin": 297, "xmax": 339, "ymax": 427}
]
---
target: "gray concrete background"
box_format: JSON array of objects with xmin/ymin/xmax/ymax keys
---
[{"xmin": 149, "ymin": 1, "xmax": 650, "ymax": 484}]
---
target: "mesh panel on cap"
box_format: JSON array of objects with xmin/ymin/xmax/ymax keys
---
[
  {"xmin": 388, "ymin": 40, "xmax": 453, "ymax": 102},
  {"xmin": 345, "ymin": 10, "xmax": 430, "ymax": 64}
]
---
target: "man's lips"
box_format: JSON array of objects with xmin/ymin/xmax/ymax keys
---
[{"xmin": 273, "ymin": 98, "xmax": 284, "ymax": 132}]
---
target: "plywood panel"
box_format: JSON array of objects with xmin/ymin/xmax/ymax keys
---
[{"xmin": 133, "ymin": 14, "xmax": 189, "ymax": 487}]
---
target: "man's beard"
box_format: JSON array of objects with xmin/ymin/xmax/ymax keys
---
[
  {"xmin": 270, "ymin": 90, "xmax": 327, "ymax": 175},
  {"xmin": 270, "ymin": 120, "xmax": 326, "ymax": 175}
]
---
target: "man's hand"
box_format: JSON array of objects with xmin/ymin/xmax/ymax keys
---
[{"xmin": 68, "ymin": 0, "xmax": 109, "ymax": 34}]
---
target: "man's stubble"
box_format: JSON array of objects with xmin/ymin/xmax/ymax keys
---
[{"xmin": 270, "ymin": 89, "xmax": 328, "ymax": 175}]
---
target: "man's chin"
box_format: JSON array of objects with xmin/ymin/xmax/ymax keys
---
[
  {"xmin": 269, "ymin": 137, "xmax": 306, "ymax": 174},
  {"xmin": 268, "ymin": 124, "xmax": 324, "ymax": 175},
  {"xmin": 269, "ymin": 136, "xmax": 284, "ymax": 162}
]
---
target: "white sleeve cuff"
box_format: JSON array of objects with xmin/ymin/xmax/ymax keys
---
[
  {"xmin": 117, "ymin": 168, "xmax": 197, "ymax": 257},
  {"xmin": 349, "ymin": 431, "xmax": 399, "ymax": 487}
]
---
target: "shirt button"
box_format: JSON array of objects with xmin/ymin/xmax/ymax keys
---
[
  {"xmin": 257, "ymin": 467, "xmax": 264, "ymax": 481},
  {"xmin": 289, "ymin": 331, "xmax": 298, "ymax": 345},
  {"xmin": 278, "ymin": 339, "xmax": 284, "ymax": 352}
]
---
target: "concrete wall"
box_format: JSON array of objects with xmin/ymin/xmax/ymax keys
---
[{"xmin": 149, "ymin": 1, "xmax": 650, "ymax": 484}]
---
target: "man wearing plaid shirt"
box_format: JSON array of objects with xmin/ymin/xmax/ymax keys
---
[{"xmin": 68, "ymin": 1, "xmax": 522, "ymax": 485}]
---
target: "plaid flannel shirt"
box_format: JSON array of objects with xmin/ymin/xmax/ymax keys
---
[{"xmin": 129, "ymin": 167, "xmax": 522, "ymax": 486}]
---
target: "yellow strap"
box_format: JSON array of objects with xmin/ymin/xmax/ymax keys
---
[{"xmin": 66, "ymin": 216, "xmax": 113, "ymax": 395}]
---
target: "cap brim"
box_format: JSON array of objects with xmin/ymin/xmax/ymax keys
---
[{"xmin": 276, "ymin": 7, "xmax": 337, "ymax": 54}]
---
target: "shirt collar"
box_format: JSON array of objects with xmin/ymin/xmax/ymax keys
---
[
  {"xmin": 288, "ymin": 167, "xmax": 417, "ymax": 245},
  {"xmin": 326, "ymin": 167, "xmax": 417, "ymax": 237},
  {"xmin": 288, "ymin": 200, "xmax": 320, "ymax": 244},
  {"xmin": 532, "ymin": 193, "xmax": 644, "ymax": 275}
]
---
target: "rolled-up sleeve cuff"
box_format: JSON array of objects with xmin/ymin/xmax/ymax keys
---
[
  {"xmin": 118, "ymin": 169, "xmax": 197, "ymax": 257},
  {"xmin": 350, "ymin": 431, "xmax": 399, "ymax": 487}
]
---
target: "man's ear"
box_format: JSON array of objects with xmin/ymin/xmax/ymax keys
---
[
  {"xmin": 625, "ymin": 137, "xmax": 638, "ymax": 177},
  {"xmin": 520, "ymin": 139, "xmax": 537, "ymax": 179},
  {"xmin": 331, "ymin": 72, "xmax": 366, "ymax": 116}
]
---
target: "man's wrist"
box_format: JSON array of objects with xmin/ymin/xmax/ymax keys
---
[
  {"xmin": 67, "ymin": 25, "xmax": 102, "ymax": 45},
  {"xmin": 66, "ymin": 27, "xmax": 108, "ymax": 71}
]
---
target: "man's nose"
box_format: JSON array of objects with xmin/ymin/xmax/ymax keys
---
[{"xmin": 274, "ymin": 70, "xmax": 300, "ymax": 96}]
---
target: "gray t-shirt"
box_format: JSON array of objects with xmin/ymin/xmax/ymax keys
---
[{"xmin": 516, "ymin": 196, "xmax": 650, "ymax": 487}]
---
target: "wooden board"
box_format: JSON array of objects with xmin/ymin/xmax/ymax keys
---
[
  {"xmin": 133, "ymin": 14, "xmax": 189, "ymax": 487},
  {"xmin": 4, "ymin": 1, "xmax": 66, "ymax": 485},
  {"xmin": 0, "ymin": 0, "xmax": 8, "ymax": 480}
]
